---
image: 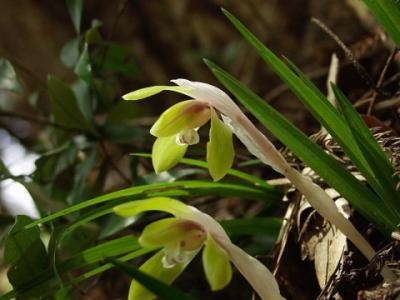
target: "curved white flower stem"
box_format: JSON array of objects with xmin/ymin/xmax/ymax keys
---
[
  {"xmin": 172, "ymin": 79, "xmax": 395, "ymax": 281},
  {"xmin": 222, "ymin": 242, "xmax": 285, "ymax": 300}
]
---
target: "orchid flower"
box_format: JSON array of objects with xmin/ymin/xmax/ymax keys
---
[
  {"xmin": 114, "ymin": 197, "xmax": 285, "ymax": 300},
  {"xmin": 123, "ymin": 80, "xmax": 234, "ymax": 181},
  {"xmin": 123, "ymin": 79, "xmax": 395, "ymax": 281}
]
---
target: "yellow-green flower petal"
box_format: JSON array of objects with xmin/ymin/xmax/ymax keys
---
[
  {"xmin": 150, "ymin": 100, "xmax": 210, "ymax": 137},
  {"xmin": 140, "ymin": 217, "xmax": 206, "ymax": 250},
  {"xmin": 152, "ymin": 135, "xmax": 188, "ymax": 174},
  {"xmin": 129, "ymin": 249, "xmax": 196, "ymax": 300},
  {"xmin": 113, "ymin": 197, "xmax": 192, "ymax": 219},
  {"xmin": 202, "ymin": 234, "xmax": 232, "ymax": 291},
  {"xmin": 123, "ymin": 86, "xmax": 190, "ymax": 101},
  {"xmin": 139, "ymin": 218, "xmax": 180, "ymax": 248},
  {"xmin": 207, "ymin": 109, "xmax": 234, "ymax": 181}
]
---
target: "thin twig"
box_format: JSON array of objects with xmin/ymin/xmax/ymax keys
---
[
  {"xmin": 98, "ymin": 140, "xmax": 131, "ymax": 185},
  {"xmin": 0, "ymin": 109, "xmax": 80, "ymax": 133},
  {"xmin": 108, "ymin": 0, "xmax": 129, "ymax": 41},
  {"xmin": 99, "ymin": 0, "xmax": 129, "ymax": 69},
  {"xmin": 367, "ymin": 48, "xmax": 398, "ymax": 115},
  {"xmin": 311, "ymin": 18, "xmax": 386, "ymax": 97}
]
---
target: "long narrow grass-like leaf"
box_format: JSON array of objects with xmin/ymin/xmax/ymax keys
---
[
  {"xmin": 204, "ymin": 59, "xmax": 397, "ymax": 232},
  {"xmin": 132, "ymin": 153, "xmax": 280, "ymax": 193},
  {"xmin": 333, "ymin": 85, "xmax": 400, "ymax": 218},
  {"xmin": 221, "ymin": 9, "xmax": 381, "ymax": 186},
  {"xmin": 0, "ymin": 238, "xmax": 153, "ymax": 300},
  {"xmin": 21, "ymin": 180, "xmax": 281, "ymax": 231},
  {"xmin": 221, "ymin": 217, "xmax": 282, "ymax": 237},
  {"xmin": 362, "ymin": 0, "xmax": 400, "ymax": 47},
  {"xmin": 108, "ymin": 258, "xmax": 192, "ymax": 300},
  {"xmin": 3, "ymin": 179, "xmax": 282, "ymax": 298}
]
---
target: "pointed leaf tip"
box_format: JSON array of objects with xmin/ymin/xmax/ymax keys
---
[{"xmin": 221, "ymin": 8, "xmax": 233, "ymax": 18}]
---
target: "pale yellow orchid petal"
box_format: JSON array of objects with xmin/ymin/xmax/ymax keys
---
[
  {"xmin": 150, "ymin": 100, "xmax": 210, "ymax": 137},
  {"xmin": 152, "ymin": 135, "xmax": 188, "ymax": 174},
  {"xmin": 123, "ymin": 85, "xmax": 190, "ymax": 101},
  {"xmin": 207, "ymin": 109, "xmax": 234, "ymax": 181},
  {"xmin": 202, "ymin": 234, "xmax": 232, "ymax": 291},
  {"xmin": 113, "ymin": 197, "xmax": 195, "ymax": 219},
  {"xmin": 129, "ymin": 249, "xmax": 197, "ymax": 300}
]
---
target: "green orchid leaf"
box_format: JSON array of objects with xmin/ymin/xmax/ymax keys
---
[
  {"xmin": 332, "ymin": 84, "xmax": 400, "ymax": 216},
  {"xmin": 207, "ymin": 109, "xmax": 234, "ymax": 181},
  {"xmin": 123, "ymin": 86, "xmax": 190, "ymax": 101},
  {"xmin": 114, "ymin": 197, "xmax": 192, "ymax": 219},
  {"xmin": 150, "ymin": 100, "xmax": 210, "ymax": 137},
  {"xmin": 221, "ymin": 217, "xmax": 282, "ymax": 237},
  {"xmin": 132, "ymin": 153, "xmax": 281, "ymax": 195},
  {"xmin": 362, "ymin": 0, "xmax": 400, "ymax": 48},
  {"xmin": 202, "ymin": 234, "xmax": 232, "ymax": 291},
  {"xmin": 204, "ymin": 59, "xmax": 396, "ymax": 231},
  {"xmin": 0, "ymin": 246, "xmax": 154, "ymax": 300},
  {"xmin": 127, "ymin": 250, "xmax": 195, "ymax": 300},
  {"xmin": 25, "ymin": 180, "xmax": 280, "ymax": 232},
  {"xmin": 152, "ymin": 136, "xmax": 188, "ymax": 174}
]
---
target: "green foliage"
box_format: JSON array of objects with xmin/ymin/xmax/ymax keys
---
[
  {"xmin": 108, "ymin": 258, "xmax": 193, "ymax": 300},
  {"xmin": 0, "ymin": 59, "xmax": 23, "ymax": 93},
  {"xmin": 132, "ymin": 154, "xmax": 280, "ymax": 194},
  {"xmin": 333, "ymin": 85, "xmax": 400, "ymax": 216},
  {"xmin": 362, "ymin": 0, "xmax": 400, "ymax": 47},
  {"xmin": 220, "ymin": 217, "xmax": 282, "ymax": 237},
  {"xmin": 4, "ymin": 216, "xmax": 48, "ymax": 298},
  {"xmin": 207, "ymin": 9, "xmax": 400, "ymax": 232},
  {"xmin": 47, "ymin": 76, "xmax": 94, "ymax": 132},
  {"xmin": 66, "ymin": 0, "xmax": 84, "ymax": 34},
  {"xmin": 0, "ymin": 238, "xmax": 152, "ymax": 300},
  {"xmin": 205, "ymin": 59, "xmax": 396, "ymax": 231}
]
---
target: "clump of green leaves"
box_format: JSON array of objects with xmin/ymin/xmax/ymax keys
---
[{"xmin": 210, "ymin": 7, "xmax": 400, "ymax": 235}]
